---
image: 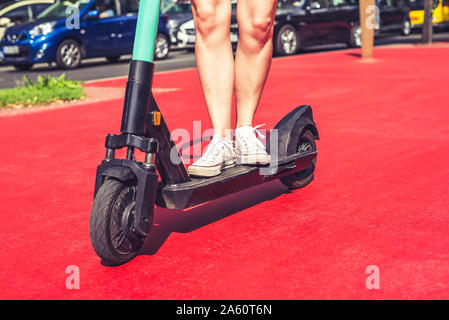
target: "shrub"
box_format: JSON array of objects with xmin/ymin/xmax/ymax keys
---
[{"xmin": 0, "ymin": 74, "xmax": 84, "ymax": 108}]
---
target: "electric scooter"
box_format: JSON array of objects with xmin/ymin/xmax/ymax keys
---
[{"xmin": 89, "ymin": 0, "xmax": 319, "ymax": 266}]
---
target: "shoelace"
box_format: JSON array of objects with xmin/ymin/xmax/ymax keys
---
[
  {"xmin": 198, "ymin": 136, "xmax": 235, "ymax": 164},
  {"xmin": 239, "ymin": 124, "xmax": 267, "ymax": 152}
]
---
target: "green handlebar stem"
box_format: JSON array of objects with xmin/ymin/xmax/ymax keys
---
[{"xmin": 132, "ymin": 0, "xmax": 161, "ymax": 63}]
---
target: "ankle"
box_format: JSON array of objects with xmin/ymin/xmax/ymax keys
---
[
  {"xmin": 212, "ymin": 130, "xmax": 233, "ymax": 141},
  {"xmin": 236, "ymin": 123, "xmax": 253, "ymax": 129}
]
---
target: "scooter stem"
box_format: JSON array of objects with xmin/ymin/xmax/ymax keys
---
[
  {"xmin": 120, "ymin": 0, "xmax": 161, "ymax": 136},
  {"xmin": 132, "ymin": 0, "xmax": 161, "ymax": 63},
  {"xmin": 116, "ymin": 0, "xmax": 190, "ymax": 184}
]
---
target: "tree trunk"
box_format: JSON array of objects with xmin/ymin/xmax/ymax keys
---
[
  {"xmin": 422, "ymin": 0, "xmax": 433, "ymax": 44},
  {"xmin": 359, "ymin": 0, "xmax": 375, "ymax": 58}
]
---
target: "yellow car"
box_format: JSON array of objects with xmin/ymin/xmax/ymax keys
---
[
  {"xmin": 409, "ymin": 0, "xmax": 449, "ymax": 28},
  {"xmin": 0, "ymin": 0, "xmax": 54, "ymax": 41}
]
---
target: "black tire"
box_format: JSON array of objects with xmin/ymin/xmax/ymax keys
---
[
  {"xmin": 401, "ymin": 19, "xmax": 411, "ymax": 36},
  {"xmin": 56, "ymin": 39, "xmax": 82, "ymax": 69},
  {"xmin": 275, "ymin": 24, "xmax": 299, "ymax": 56},
  {"xmin": 154, "ymin": 33, "xmax": 170, "ymax": 60},
  {"xmin": 349, "ymin": 23, "xmax": 362, "ymax": 48},
  {"xmin": 106, "ymin": 55, "xmax": 121, "ymax": 63},
  {"xmin": 279, "ymin": 130, "xmax": 317, "ymax": 190},
  {"xmin": 13, "ymin": 63, "xmax": 33, "ymax": 71},
  {"xmin": 89, "ymin": 178, "xmax": 144, "ymax": 266}
]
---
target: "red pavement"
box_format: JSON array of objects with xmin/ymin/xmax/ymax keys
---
[{"xmin": 1, "ymin": 45, "xmax": 449, "ymax": 299}]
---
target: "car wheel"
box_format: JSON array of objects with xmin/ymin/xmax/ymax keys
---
[
  {"xmin": 154, "ymin": 33, "xmax": 170, "ymax": 60},
  {"xmin": 56, "ymin": 39, "xmax": 82, "ymax": 69},
  {"xmin": 13, "ymin": 63, "xmax": 33, "ymax": 71},
  {"xmin": 275, "ymin": 24, "xmax": 299, "ymax": 56},
  {"xmin": 401, "ymin": 19, "xmax": 411, "ymax": 36},
  {"xmin": 349, "ymin": 23, "xmax": 362, "ymax": 48},
  {"xmin": 106, "ymin": 56, "xmax": 121, "ymax": 63}
]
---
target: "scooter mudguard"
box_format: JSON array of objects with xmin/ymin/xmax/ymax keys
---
[
  {"xmin": 94, "ymin": 159, "xmax": 158, "ymax": 237},
  {"xmin": 100, "ymin": 166, "xmax": 136, "ymax": 184},
  {"xmin": 268, "ymin": 105, "xmax": 319, "ymax": 158}
]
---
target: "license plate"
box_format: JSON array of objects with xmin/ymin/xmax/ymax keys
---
[
  {"xmin": 230, "ymin": 32, "xmax": 239, "ymax": 43},
  {"xmin": 3, "ymin": 45, "xmax": 19, "ymax": 55}
]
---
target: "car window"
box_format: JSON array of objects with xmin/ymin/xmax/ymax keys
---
[
  {"xmin": 391, "ymin": 0, "xmax": 405, "ymax": 7},
  {"xmin": 378, "ymin": 0, "xmax": 393, "ymax": 7},
  {"xmin": 120, "ymin": 0, "xmax": 139, "ymax": 15},
  {"xmin": 329, "ymin": 0, "xmax": 349, "ymax": 6},
  {"xmin": 162, "ymin": 2, "xmax": 191, "ymax": 13},
  {"xmin": 93, "ymin": 0, "xmax": 117, "ymax": 19},
  {"xmin": 277, "ymin": 0, "xmax": 307, "ymax": 8},
  {"xmin": 31, "ymin": 3, "xmax": 52, "ymax": 18},
  {"xmin": 408, "ymin": 0, "xmax": 439, "ymax": 9},
  {"xmin": 310, "ymin": 0, "xmax": 329, "ymax": 9},
  {"xmin": 408, "ymin": 0, "xmax": 422, "ymax": 9},
  {"xmin": 3, "ymin": 5, "xmax": 31, "ymax": 23}
]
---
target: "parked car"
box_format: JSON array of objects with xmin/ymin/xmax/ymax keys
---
[
  {"xmin": 0, "ymin": 0, "xmax": 171, "ymax": 70},
  {"xmin": 376, "ymin": 0, "xmax": 411, "ymax": 36},
  {"xmin": 273, "ymin": 0, "xmax": 410, "ymax": 56},
  {"xmin": 175, "ymin": 0, "xmax": 238, "ymax": 49},
  {"xmin": 0, "ymin": 0, "xmax": 54, "ymax": 41},
  {"xmin": 409, "ymin": 0, "xmax": 449, "ymax": 29},
  {"xmin": 162, "ymin": 0, "xmax": 192, "ymax": 46}
]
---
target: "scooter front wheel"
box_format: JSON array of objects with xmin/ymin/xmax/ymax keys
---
[{"xmin": 89, "ymin": 178, "xmax": 144, "ymax": 266}]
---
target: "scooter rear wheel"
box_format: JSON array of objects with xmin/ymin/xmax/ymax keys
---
[
  {"xmin": 89, "ymin": 178, "xmax": 144, "ymax": 266},
  {"xmin": 280, "ymin": 130, "xmax": 317, "ymax": 189}
]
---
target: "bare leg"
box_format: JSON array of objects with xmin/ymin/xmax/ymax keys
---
[
  {"xmin": 190, "ymin": 0, "xmax": 234, "ymax": 139},
  {"xmin": 235, "ymin": 0, "xmax": 278, "ymax": 128}
]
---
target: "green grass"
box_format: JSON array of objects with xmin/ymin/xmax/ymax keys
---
[{"xmin": 0, "ymin": 74, "xmax": 84, "ymax": 108}]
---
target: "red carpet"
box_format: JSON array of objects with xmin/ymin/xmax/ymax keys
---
[{"xmin": 1, "ymin": 45, "xmax": 449, "ymax": 299}]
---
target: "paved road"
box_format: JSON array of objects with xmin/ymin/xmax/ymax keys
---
[
  {"xmin": 0, "ymin": 31, "xmax": 448, "ymax": 88},
  {"xmin": 0, "ymin": 49, "xmax": 196, "ymax": 88}
]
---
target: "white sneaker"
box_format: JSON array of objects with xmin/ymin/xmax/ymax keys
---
[
  {"xmin": 235, "ymin": 124, "xmax": 271, "ymax": 165},
  {"xmin": 187, "ymin": 135, "xmax": 236, "ymax": 177}
]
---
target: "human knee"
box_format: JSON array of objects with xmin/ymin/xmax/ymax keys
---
[
  {"xmin": 239, "ymin": 15, "xmax": 275, "ymax": 48},
  {"xmin": 192, "ymin": 2, "xmax": 230, "ymax": 40}
]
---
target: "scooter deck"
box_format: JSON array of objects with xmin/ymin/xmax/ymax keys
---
[{"xmin": 156, "ymin": 151, "xmax": 317, "ymax": 210}]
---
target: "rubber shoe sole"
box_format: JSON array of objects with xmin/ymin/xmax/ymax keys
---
[
  {"xmin": 188, "ymin": 161, "xmax": 236, "ymax": 178},
  {"xmin": 238, "ymin": 154, "xmax": 271, "ymax": 165}
]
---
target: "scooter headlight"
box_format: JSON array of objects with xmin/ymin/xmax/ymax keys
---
[{"xmin": 29, "ymin": 22, "xmax": 56, "ymax": 37}]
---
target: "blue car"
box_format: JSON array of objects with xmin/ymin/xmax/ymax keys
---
[{"xmin": 0, "ymin": 0, "xmax": 171, "ymax": 70}]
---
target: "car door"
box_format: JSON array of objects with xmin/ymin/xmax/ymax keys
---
[
  {"xmin": 378, "ymin": 0, "xmax": 398, "ymax": 31},
  {"xmin": 388, "ymin": 0, "xmax": 407, "ymax": 30},
  {"xmin": 115, "ymin": 0, "xmax": 139, "ymax": 54},
  {"xmin": 444, "ymin": 0, "xmax": 449, "ymax": 22},
  {"xmin": 301, "ymin": 0, "xmax": 336, "ymax": 46},
  {"xmin": 80, "ymin": 0, "xmax": 122, "ymax": 57},
  {"xmin": 327, "ymin": 0, "xmax": 358, "ymax": 43}
]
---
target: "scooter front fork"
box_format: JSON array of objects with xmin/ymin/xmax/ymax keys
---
[{"xmin": 94, "ymin": 139, "xmax": 159, "ymax": 237}]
